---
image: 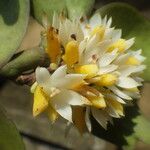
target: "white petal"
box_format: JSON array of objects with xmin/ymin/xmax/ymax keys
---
[
  {"xmin": 91, "ymin": 108, "xmax": 108, "ymax": 129},
  {"xmin": 109, "ymin": 86, "xmax": 132, "ymax": 100},
  {"xmin": 98, "ymin": 49, "xmax": 118, "ymax": 67},
  {"xmin": 51, "ymin": 92, "xmax": 73, "ymax": 122},
  {"xmin": 51, "ymin": 65, "xmax": 67, "ymax": 80},
  {"xmin": 125, "ymin": 38, "xmax": 135, "ymax": 50},
  {"xmin": 55, "ymin": 74, "xmax": 85, "ymax": 89},
  {"xmin": 106, "ymin": 106, "xmax": 120, "ymax": 118},
  {"xmin": 85, "ymin": 107, "xmax": 92, "ymax": 132},
  {"xmin": 98, "ymin": 65, "xmax": 118, "ymax": 75},
  {"xmin": 89, "ymin": 13, "xmax": 102, "ymax": 28},
  {"xmin": 123, "ymin": 90, "xmax": 140, "ymax": 99},
  {"xmin": 106, "ymin": 17, "xmax": 112, "ymax": 28},
  {"xmin": 119, "ymin": 65, "xmax": 146, "ymax": 77},
  {"xmin": 117, "ymin": 77, "xmax": 139, "ymax": 88},
  {"xmin": 61, "ymin": 90, "xmax": 90, "ymax": 106},
  {"xmin": 114, "ymin": 53, "xmax": 130, "ymax": 65},
  {"xmin": 35, "ymin": 67, "xmax": 50, "ymax": 85},
  {"xmin": 102, "ymin": 16, "xmax": 107, "ymax": 26},
  {"xmin": 112, "ymin": 29, "xmax": 122, "ymax": 42},
  {"xmin": 86, "ymin": 34, "xmax": 99, "ymax": 52},
  {"xmin": 106, "ymin": 93, "xmax": 126, "ymax": 104},
  {"xmin": 52, "ymin": 12, "xmax": 59, "ymax": 29}
]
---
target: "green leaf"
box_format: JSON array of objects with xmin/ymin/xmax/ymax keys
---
[
  {"xmin": 66, "ymin": 0, "xmax": 95, "ymax": 19},
  {"xmin": 134, "ymin": 115, "xmax": 150, "ymax": 144},
  {"xmin": 0, "ymin": 0, "xmax": 29, "ymax": 68},
  {"xmin": 0, "ymin": 47, "xmax": 49, "ymax": 77},
  {"xmin": 97, "ymin": 2, "xmax": 150, "ymax": 81},
  {"xmin": 31, "ymin": 0, "xmax": 95, "ymax": 24},
  {"xmin": 0, "ymin": 105, "xmax": 25, "ymax": 150},
  {"xmin": 31, "ymin": 0, "xmax": 67, "ymax": 25}
]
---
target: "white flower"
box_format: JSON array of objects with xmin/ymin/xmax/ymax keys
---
[
  {"xmin": 32, "ymin": 65, "xmax": 90, "ymax": 122},
  {"xmin": 32, "ymin": 12, "xmax": 145, "ymax": 132}
]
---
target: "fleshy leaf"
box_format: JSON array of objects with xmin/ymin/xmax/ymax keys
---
[
  {"xmin": 31, "ymin": 0, "xmax": 95, "ymax": 24},
  {"xmin": 133, "ymin": 115, "xmax": 150, "ymax": 144},
  {"xmin": 66, "ymin": 0, "xmax": 95, "ymax": 19},
  {"xmin": 0, "ymin": 0, "xmax": 29, "ymax": 68},
  {"xmin": 97, "ymin": 2, "xmax": 150, "ymax": 81},
  {"xmin": 0, "ymin": 47, "xmax": 49, "ymax": 77},
  {"xmin": 0, "ymin": 105, "xmax": 25, "ymax": 150},
  {"xmin": 31, "ymin": 0, "xmax": 67, "ymax": 24}
]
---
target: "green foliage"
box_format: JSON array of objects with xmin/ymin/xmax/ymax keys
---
[
  {"xmin": 31, "ymin": 0, "xmax": 67, "ymax": 24},
  {"xmin": 65, "ymin": 0, "xmax": 95, "ymax": 19},
  {"xmin": 97, "ymin": 2, "xmax": 150, "ymax": 81},
  {"xmin": 0, "ymin": 47, "xmax": 49, "ymax": 77},
  {"xmin": 31, "ymin": 0, "xmax": 95, "ymax": 24},
  {"xmin": 0, "ymin": 0, "xmax": 29, "ymax": 68},
  {"xmin": 0, "ymin": 105, "xmax": 25, "ymax": 150}
]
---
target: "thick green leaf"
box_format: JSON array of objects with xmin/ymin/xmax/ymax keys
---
[
  {"xmin": 0, "ymin": 105, "xmax": 24, "ymax": 150},
  {"xmin": 0, "ymin": 47, "xmax": 49, "ymax": 77},
  {"xmin": 97, "ymin": 2, "xmax": 150, "ymax": 81},
  {"xmin": 31, "ymin": 0, "xmax": 95, "ymax": 24},
  {"xmin": 31, "ymin": 0, "xmax": 67, "ymax": 24},
  {"xmin": 134, "ymin": 115, "xmax": 150, "ymax": 144},
  {"xmin": 0, "ymin": 0, "xmax": 29, "ymax": 68},
  {"xmin": 66, "ymin": 0, "xmax": 95, "ymax": 19}
]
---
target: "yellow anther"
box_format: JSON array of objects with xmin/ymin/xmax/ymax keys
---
[
  {"xmin": 96, "ymin": 74, "xmax": 117, "ymax": 86},
  {"xmin": 47, "ymin": 105, "xmax": 58, "ymax": 123},
  {"xmin": 91, "ymin": 26, "xmax": 105, "ymax": 40},
  {"xmin": 107, "ymin": 39, "xmax": 126, "ymax": 52},
  {"xmin": 126, "ymin": 56, "xmax": 140, "ymax": 65},
  {"xmin": 46, "ymin": 27, "xmax": 61, "ymax": 63},
  {"xmin": 88, "ymin": 96, "xmax": 106, "ymax": 109},
  {"xmin": 74, "ymin": 64, "xmax": 98, "ymax": 78},
  {"xmin": 108, "ymin": 99, "xmax": 124, "ymax": 116},
  {"xmin": 33, "ymin": 86, "xmax": 49, "ymax": 117},
  {"xmin": 62, "ymin": 41, "xmax": 79, "ymax": 66}
]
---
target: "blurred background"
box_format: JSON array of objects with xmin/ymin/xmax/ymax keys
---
[{"xmin": 0, "ymin": 0, "xmax": 150, "ymax": 150}]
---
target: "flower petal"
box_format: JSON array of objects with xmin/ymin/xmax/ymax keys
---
[
  {"xmin": 85, "ymin": 107, "xmax": 91, "ymax": 132},
  {"xmin": 51, "ymin": 93, "xmax": 72, "ymax": 122},
  {"xmin": 117, "ymin": 77, "xmax": 139, "ymax": 89},
  {"xmin": 35, "ymin": 67, "xmax": 51, "ymax": 86},
  {"xmin": 91, "ymin": 108, "xmax": 109, "ymax": 129},
  {"xmin": 98, "ymin": 50, "xmax": 118, "ymax": 67},
  {"xmin": 109, "ymin": 86, "xmax": 132, "ymax": 100}
]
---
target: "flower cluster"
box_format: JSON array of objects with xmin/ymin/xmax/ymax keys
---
[{"xmin": 31, "ymin": 13, "xmax": 145, "ymax": 133}]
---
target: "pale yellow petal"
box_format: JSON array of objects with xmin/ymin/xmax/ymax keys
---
[
  {"xmin": 33, "ymin": 86, "xmax": 49, "ymax": 117},
  {"xmin": 62, "ymin": 40, "xmax": 79, "ymax": 66},
  {"xmin": 47, "ymin": 105, "xmax": 58, "ymax": 123},
  {"xmin": 74, "ymin": 64, "xmax": 98, "ymax": 78}
]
